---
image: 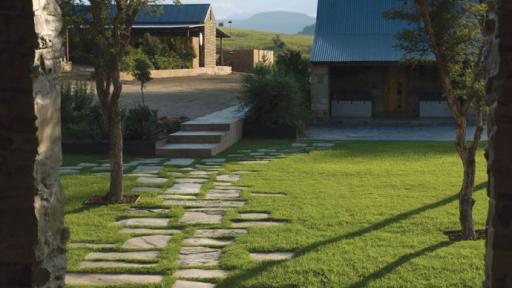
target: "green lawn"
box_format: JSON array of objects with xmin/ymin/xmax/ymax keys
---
[
  {"xmin": 63, "ymin": 141, "xmax": 487, "ymax": 287},
  {"xmin": 222, "ymin": 28, "xmax": 314, "ymax": 56}
]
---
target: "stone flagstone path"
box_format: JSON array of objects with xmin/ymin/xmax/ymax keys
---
[{"xmin": 65, "ymin": 142, "xmax": 333, "ymax": 287}]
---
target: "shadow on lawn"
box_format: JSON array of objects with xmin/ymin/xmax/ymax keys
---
[{"xmin": 218, "ymin": 184, "xmax": 486, "ymax": 287}]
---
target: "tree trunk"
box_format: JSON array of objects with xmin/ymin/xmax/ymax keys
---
[
  {"xmin": 105, "ymin": 100, "xmax": 124, "ymax": 202},
  {"xmin": 459, "ymin": 151, "xmax": 477, "ymax": 240},
  {"xmin": 141, "ymin": 83, "xmax": 145, "ymax": 105}
]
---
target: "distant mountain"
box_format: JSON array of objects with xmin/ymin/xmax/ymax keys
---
[
  {"xmin": 221, "ymin": 11, "xmax": 316, "ymax": 35},
  {"xmin": 299, "ymin": 24, "xmax": 316, "ymax": 35}
]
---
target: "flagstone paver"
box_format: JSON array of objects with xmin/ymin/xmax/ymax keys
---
[
  {"xmin": 132, "ymin": 166, "xmax": 162, "ymax": 174},
  {"xmin": 66, "ymin": 273, "xmax": 163, "ymax": 286},
  {"xmin": 122, "ymin": 235, "xmax": 172, "ymax": 249},
  {"xmin": 166, "ymin": 183, "xmax": 203, "ymax": 195},
  {"xmin": 250, "ymin": 252, "xmax": 295, "ymax": 261},
  {"xmin": 85, "ymin": 251, "xmax": 160, "ymax": 261},
  {"xmin": 182, "ymin": 238, "xmax": 233, "ymax": 247},
  {"xmin": 194, "ymin": 229, "xmax": 248, "ymax": 238},
  {"xmin": 79, "ymin": 261, "xmax": 157, "ymax": 269},
  {"xmin": 205, "ymin": 189, "xmax": 240, "ymax": 199},
  {"xmin": 164, "ymin": 200, "xmax": 245, "ymax": 208},
  {"xmin": 232, "ymin": 221, "xmax": 288, "ymax": 228},
  {"xmin": 181, "ymin": 211, "xmax": 223, "ymax": 225},
  {"xmin": 116, "ymin": 218, "xmax": 170, "ymax": 227},
  {"xmin": 160, "ymin": 194, "xmax": 198, "ymax": 200},
  {"xmin": 174, "ymin": 269, "xmax": 228, "ymax": 279},
  {"xmin": 120, "ymin": 228, "xmax": 181, "ymax": 235},
  {"xmin": 131, "ymin": 187, "xmax": 162, "ymax": 193},
  {"xmin": 136, "ymin": 177, "xmax": 168, "ymax": 184},
  {"xmin": 239, "ymin": 213, "xmax": 270, "ymax": 220},
  {"xmin": 78, "ymin": 163, "xmax": 98, "ymax": 168},
  {"xmin": 166, "ymin": 158, "xmax": 196, "ymax": 166},
  {"xmin": 313, "ymin": 143, "xmax": 335, "ymax": 148},
  {"xmin": 127, "ymin": 208, "xmax": 168, "ymax": 214},
  {"xmin": 169, "ymin": 172, "xmax": 186, "ymax": 177},
  {"xmin": 176, "ymin": 178, "xmax": 208, "ymax": 184},
  {"xmin": 172, "ymin": 280, "xmax": 216, "ymax": 288},
  {"xmin": 179, "ymin": 247, "xmax": 221, "ymax": 267},
  {"xmin": 216, "ymin": 175, "xmax": 240, "ymax": 182}
]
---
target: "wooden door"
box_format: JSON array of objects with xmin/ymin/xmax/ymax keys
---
[{"xmin": 385, "ymin": 67, "xmax": 407, "ymax": 113}]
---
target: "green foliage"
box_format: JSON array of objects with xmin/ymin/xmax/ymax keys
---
[
  {"xmin": 132, "ymin": 55, "xmax": 153, "ymax": 104},
  {"xmin": 272, "ymin": 35, "xmax": 287, "ymax": 55},
  {"xmin": 121, "ymin": 47, "xmax": 146, "ymax": 72},
  {"xmin": 61, "ymin": 83, "xmax": 108, "ymax": 141},
  {"xmin": 386, "ymin": 0, "xmax": 486, "ymax": 101},
  {"xmin": 123, "ymin": 105, "xmax": 162, "ymax": 141},
  {"xmin": 240, "ymin": 63, "xmax": 310, "ymax": 132}
]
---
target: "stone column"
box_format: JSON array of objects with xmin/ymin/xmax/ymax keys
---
[
  {"xmin": 484, "ymin": 0, "xmax": 512, "ymax": 287},
  {"xmin": 311, "ymin": 64, "xmax": 330, "ymax": 121},
  {"xmin": 0, "ymin": 0, "xmax": 66, "ymax": 287}
]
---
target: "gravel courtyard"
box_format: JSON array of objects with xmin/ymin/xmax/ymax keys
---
[{"xmin": 120, "ymin": 74, "xmax": 243, "ymax": 120}]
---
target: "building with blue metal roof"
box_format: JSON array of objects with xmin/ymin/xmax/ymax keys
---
[{"xmin": 310, "ymin": 0, "xmax": 449, "ymax": 120}]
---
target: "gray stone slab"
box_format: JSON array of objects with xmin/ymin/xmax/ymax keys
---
[
  {"xmin": 232, "ymin": 221, "xmax": 287, "ymax": 228},
  {"xmin": 176, "ymin": 178, "xmax": 208, "ymax": 184},
  {"xmin": 179, "ymin": 247, "xmax": 221, "ymax": 267},
  {"xmin": 128, "ymin": 208, "xmax": 168, "ymax": 214},
  {"xmin": 79, "ymin": 261, "xmax": 157, "ymax": 269},
  {"xmin": 166, "ymin": 183, "xmax": 203, "ymax": 195},
  {"xmin": 85, "ymin": 251, "xmax": 159, "ymax": 261},
  {"xmin": 116, "ymin": 218, "xmax": 170, "ymax": 227},
  {"xmin": 78, "ymin": 163, "xmax": 98, "ymax": 168},
  {"xmin": 132, "ymin": 166, "xmax": 162, "ymax": 174},
  {"xmin": 250, "ymin": 252, "xmax": 294, "ymax": 261},
  {"xmin": 214, "ymin": 185, "xmax": 247, "ymax": 190},
  {"xmin": 238, "ymin": 160, "xmax": 271, "ymax": 165},
  {"xmin": 125, "ymin": 173, "xmax": 157, "ymax": 178},
  {"xmin": 205, "ymin": 189, "xmax": 240, "ymax": 199},
  {"xmin": 181, "ymin": 211, "xmax": 223, "ymax": 225},
  {"xmin": 120, "ymin": 228, "xmax": 181, "ymax": 235},
  {"xmin": 172, "ymin": 280, "xmax": 216, "ymax": 288},
  {"xmin": 164, "ymin": 200, "xmax": 245, "ymax": 208},
  {"xmin": 136, "ymin": 177, "xmax": 168, "ymax": 184},
  {"xmin": 174, "ymin": 269, "xmax": 228, "ymax": 279},
  {"xmin": 203, "ymin": 158, "xmax": 226, "ymax": 164},
  {"xmin": 249, "ymin": 152, "xmax": 265, "ymax": 156},
  {"xmin": 189, "ymin": 171, "xmax": 214, "ymax": 176},
  {"xmin": 122, "ymin": 235, "xmax": 172, "ymax": 249},
  {"xmin": 182, "ymin": 238, "xmax": 233, "ymax": 247},
  {"xmin": 187, "ymin": 208, "xmax": 231, "ymax": 212},
  {"xmin": 216, "ymin": 175, "xmax": 240, "ymax": 182},
  {"xmin": 292, "ymin": 143, "xmax": 308, "ymax": 148},
  {"xmin": 194, "ymin": 229, "xmax": 248, "ymax": 238},
  {"xmin": 66, "ymin": 273, "xmax": 163, "ymax": 286},
  {"xmin": 160, "ymin": 195, "xmax": 198, "ymax": 200},
  {"xmin": 166, "ymin": 158, "xmax": 196, "ymax": 167},
  {"xmin": 132, "ymin": 187, "xmax": 162, "ymax": 193},
  {"xmin": 169, "ymin": 172, "xmax": 185, "ymax": 177},
  {"xmin": 313, "ymin": 142, "xmax": 335, "ymax": 148},
  {"xmin": 239, "ymin": 213, "xmax": 269, "ymax": 220},
  {"xmin": 68, "ymin": 243, "xmax": 116, "ymax": 249}
]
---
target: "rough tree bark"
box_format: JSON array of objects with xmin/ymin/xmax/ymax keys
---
[{"xmin": 416, "ymin": 0, "xmax": 485, "ymax": 240}]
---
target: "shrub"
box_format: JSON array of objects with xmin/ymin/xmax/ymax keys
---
[
  {"xmin": 121, "ymin": 47, "xmax": 146, "ymax": 72},
  {"xmin": 61, "ymin": 83, "xmax": 108, "ymax": 140},
  {"xmin": 132, "ymin": 55, "xmax": 153, "ymax": 104},
  {"xmin": 123, "ymin": 105, "xmax": 162, "ymax": 141},
  {"xmin": 276, "ymin": 49, "xmax": 312, "ymax": 108},
  {"xmin": 239, "ymin": 65, "xmax": 309, "ymax": 132}
]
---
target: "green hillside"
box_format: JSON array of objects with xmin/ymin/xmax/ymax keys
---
[{"xmin": 221, "ymin": 28, "xmax": 314, "ymax": 57}]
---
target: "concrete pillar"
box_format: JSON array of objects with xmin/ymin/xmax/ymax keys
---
[
  {"xmin": 484, "ymin": 0, "xmax": 512, "ymax": 287},
  {"xmin": 311, "ymin": 64, "xmax": 330, "ymax": 120},
  {"xmin": 0, "ymin": 0, "xmax": 66, "ymax": 286}
]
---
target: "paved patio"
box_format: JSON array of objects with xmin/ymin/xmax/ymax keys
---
[{"xmin": 305, "ymin": 122, "xmax": 488, "ymax": 141}]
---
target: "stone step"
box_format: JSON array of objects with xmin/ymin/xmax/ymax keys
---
[
  {"xmin": 156, "ymin": 144, "xmax": 219, "ymax": 158},
  {"xmin": 169, "ymin": 131, "xmax": 226, "ymax": 144},
  {"xmin": 181, "ymin": 122, "xmax": 232, "ymax": 132},
  {"xmin": 66, "ymin": 273, "xmax": 163, "ymax": 286}
]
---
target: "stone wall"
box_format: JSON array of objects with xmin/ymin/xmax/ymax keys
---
[
  {"xmin": 310, "ymin": 64, "xmax": 330, "ymax": 120},
  {"xmin": 0, "ymin": 0, "xmax": 66, "ymax": 286},
  {"xmin": 203, "ymin": 8, "xmax": 217, "ymax": 68},
  {"xmin": 230, "ymin": 49, "xmax": 274, "ymax": 73},
  {"xmin": 484, "ymin": 0, "xmax": 512, "ymax": 287}
]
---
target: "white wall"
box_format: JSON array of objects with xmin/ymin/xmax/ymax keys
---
[{"xmin": 419, "ymin": 101, "xmax": 452, "ymax": 118}]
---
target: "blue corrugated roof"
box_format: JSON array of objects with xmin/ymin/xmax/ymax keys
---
[
  {"xmin": 134, "ymin": 4, "xmax": 211, "ymax": 25},
  {"xmin": 312, "ymin": 0, "xmax": 410, "ymax": 62}
]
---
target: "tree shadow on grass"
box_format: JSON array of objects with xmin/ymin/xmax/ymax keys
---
[
  {"xmin": 218, "ymin": 185, "xmax": 485, "ymax": 287},
  {"xmin": 348, "ymin": 241, "xmax": 454, "ymax": 288}
]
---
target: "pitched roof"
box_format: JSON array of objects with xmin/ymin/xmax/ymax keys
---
[
  {"xmin": 134, "ymin": 4, "xmax": 211, "ymax": 26},
  {"xmin": 311, "ymin": 0, "xmax": 410, "ymax": 63}
]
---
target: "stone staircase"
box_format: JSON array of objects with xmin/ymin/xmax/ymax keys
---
[{"xmin": 156, "ymin": 106, "xmax": 246, "ymax": 158}]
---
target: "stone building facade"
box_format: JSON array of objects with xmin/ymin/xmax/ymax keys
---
[
  {"xmin": 202, "ymin": 7, "xmax": 217, "ymax": 68},
  {"xmin": 0, "ymin": 0, "xmax": 66, "ymax": 287},
  {"xmin": 484, "ymin": 0, "xmax": 512, "ymax": 287}
]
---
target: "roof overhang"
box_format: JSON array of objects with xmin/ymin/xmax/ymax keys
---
[{"xmin": 216, "ymin": 28, "xmax": 231, "ymax": 38}]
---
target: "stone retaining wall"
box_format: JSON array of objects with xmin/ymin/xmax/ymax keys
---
[{"xmin": 120, "ymin": 66, "xmax": 232, "ymax": 81}]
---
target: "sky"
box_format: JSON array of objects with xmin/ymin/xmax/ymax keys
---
[{"xmin": 176, "ymin": 0, "xmax": 318, "ymax": 19}]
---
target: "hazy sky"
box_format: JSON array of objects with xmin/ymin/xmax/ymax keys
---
[{"xmin": 178, "ymin": 0, "xmax": 318, "ymax": 18}]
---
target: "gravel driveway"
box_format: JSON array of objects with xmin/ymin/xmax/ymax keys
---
[{"xmin": 120, "ymin": 74, "xmax": 243, "ymax": 120}]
